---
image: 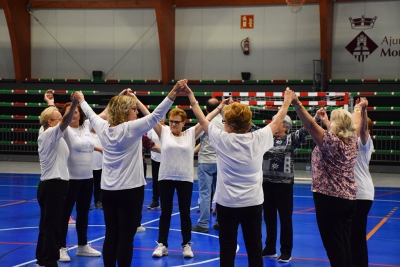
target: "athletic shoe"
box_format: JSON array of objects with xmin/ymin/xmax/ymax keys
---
[
  {"xmin": 76, "ymin": 243, "xmax": 101, "ymax": 256},
  {"xmin": 94, "ymin": 201, "xmax": 103, "ymax": 209},
  {"xmin": 191, "ymin": 224, "xmax": 209, "ymax": 233},
  {"xmin": 262, "ymin": 247, "xmax": 277, "ymax": 258},
  {"xmin": 152, "ymin": 242, "xmax": 168, "ymax": 257},
  {"xmin": 182, "ymin": 243, "xmax": 194, "ymax": 258},
  {"xmin": 278, "ymin": 254, "xmax": 292, "ymax": 262},
  {"xmin": 137, "ymin": 226, "xmax": 146, "ymax": 232},
  {"xmin": 148, "ymin": 201, "xmax": 160, "ymax": 209},
  {"xmin": 59, "ymin": 247, "xmax": 71, "ymax": 262},
  {"xmin": 68, "ymin": 216, "xmax": 76, "ymax": 225},
  {"xmin": 212, "ymin": 223, "xmax": 219, "ymax": 230}
]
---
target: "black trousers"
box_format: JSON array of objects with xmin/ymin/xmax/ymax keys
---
[
  {"xmin": 93, "ymin": 169, "xmax": 102, "ymax": 203},
  {"xmin": 60, "ymin": 178, "xmax": 93, "ymax": 247},
  {"xmin": 313, "ymin": 192, "xmax": 356, "ymax": 267},
  {"xmin": 350, "ymin": 199, "xmax": 373, "ymax": 267},
  {"xmin": 262, "ymin": 182, "xmax": 293, "ymax": 256},
  {"xmin": 102, "ymin": 186, "xmax": 144, "ymax": 267},
  {"xmin": 158, "ymin": 180, "xmax": 193, "ymax": 247},
  {"xmin": 36, "ymin": 179, "xmax": 68, "ymax": 267},
  {"xmin": 151, "ymin": 159, "xmax": 161, "ymax": 202},
  {"xmin": 217, "ymin": 203, "xmax": 263, "ymax": 267}
]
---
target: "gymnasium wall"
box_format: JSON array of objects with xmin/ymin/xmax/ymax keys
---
[{"xmin": 0, "ymin": 1, "xmax": 399, "ymax": 81}]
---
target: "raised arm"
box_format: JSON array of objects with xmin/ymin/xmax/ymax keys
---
[
  {"xmin": 185, "ymin": 83, "xmax": 229, "ymax": 135},
  {"xmin": 292, "ymin": 94, "xmax": 325, "ymax": 147},
  {"xmin": 59, "ymin": 93, "xmax": 79, "ymax": 132},
  {"xmin": 352, "ymin": 97, "xmax": 369, "ymax": 145},
  {"xmin": 44, "ymin": 89, "xmax": 55, "ymax": 107},
  {"xmin": 315, "ymin": 108, "xmax": 330, "ymax": 131},
  {"xmin": 267, "ymin": 88, "xmax": 295, "ymax": 134},
  {"xmin": 152, "ymin": 80, "xmax": 187, "ymax": 139}
]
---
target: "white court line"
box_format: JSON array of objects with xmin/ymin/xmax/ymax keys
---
[{"xmin": 13, "ymin": 205, "xmax": 229, "ymax": 267}]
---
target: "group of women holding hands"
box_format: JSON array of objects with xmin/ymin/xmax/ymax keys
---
[{"xmin": 37, "ymin": 79, "xmax": 373, "ymax": 267}]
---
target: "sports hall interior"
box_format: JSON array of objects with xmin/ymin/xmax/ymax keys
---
[{"xmin": 0, "ymin": 0, "xmax": 399, "ymax": 266}]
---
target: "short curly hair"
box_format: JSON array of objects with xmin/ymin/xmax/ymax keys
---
[
  {"xmin": 330, "ymin": 108, "xmax": 356, "ymax": 140},
  {"xmin": 223, "ymin": 103, "xmax": 252, "ymax": 133},
  {"xmin": 59, "ymin": 102, "xmax": 85, "ymax": 126},
  {"xmin": 107, "ymin": 95, "xmax": 138, "ymax": 126},
  {"xmin": 168, "ymin": 108, "xmax": 187, "ymax": 121},
  {"xmin": 39, "ymin": 107, "xmax": 60, "ymax": 128}
]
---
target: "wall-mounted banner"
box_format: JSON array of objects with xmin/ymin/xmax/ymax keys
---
[{"xmin": 241, "ymin": 15, "xmax": 254, "ymax": 29}]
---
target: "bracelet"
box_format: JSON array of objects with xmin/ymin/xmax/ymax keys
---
[
  {"xmin": 217, "ymin": 106, "xmax": 222, "ymax": 112},
  {"xmin": 354, "ymin": 109, "xmax": 361, "ymax": 113},
  {"xmin": 294, "ymin": 103, "xmax": 303, "ymax": 110},
  {"xmin": 190, "ymin": 101, "xmax": 198, "ymax": 107},
  {"xmin": 48, "ymin": 104, "xmax": 55, "ymax": 107}
]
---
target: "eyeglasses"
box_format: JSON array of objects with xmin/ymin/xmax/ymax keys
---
[
  {"xmin": 222, "ymin": 119, "xmax": 226, "ymax": 124},
  {"xmin": 169, "ymin": 120, "xmax": 183, "ymax": 125}
]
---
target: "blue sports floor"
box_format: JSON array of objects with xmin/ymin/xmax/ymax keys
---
[{"xmin": 0, "ymin": 172, "xmax": 399, "ymax": 267}]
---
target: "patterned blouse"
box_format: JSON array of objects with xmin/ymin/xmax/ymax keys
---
[{"xmin": 311, "ymin": 130, "xmax": 358, "ymax": 200}]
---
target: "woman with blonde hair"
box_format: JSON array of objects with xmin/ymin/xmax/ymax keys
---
[
  {"xmin": 184, "ymin": 82, "xmax": 295, "ymax": 267},
  {"xmin": 73, "ymin": 81, "xmax": 184, "ymax": 267},
  {"xmin": 292, "ymin": 95, "xmax": 358, "ymax": 267},
  {"xmin": 36, "ymin": 94, "xmax": 79, "ymax": 267}
]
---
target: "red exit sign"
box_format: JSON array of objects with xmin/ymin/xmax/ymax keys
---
[{"xmin": 241, "ymin": 15, "xmax": 254, "ymax": 29}]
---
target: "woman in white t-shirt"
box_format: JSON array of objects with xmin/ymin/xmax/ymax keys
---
[
  {"xmin": 74, "ymin": 81, "xmax": 184, "ymax": 267},
  {"xmin": 351, "ymin": 97, "xmax": 374, "ymax": 267},
  {"xmin": 147, "ymin": 98, "xmax": 230, "ymax": 258},
  {"xmin": 36, "ymin": 95, "xmax": 78, "ymax": 267},
  {"xmin": 185, "ymin": 82, "xmax": 294, "ymax": 267}
]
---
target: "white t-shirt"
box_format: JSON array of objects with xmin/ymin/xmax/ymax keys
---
[
  {"xmin": 63, "ymin": 120, "xmax": 94, "ymax": 179},
  {"xmin": 80, "ymin": 97, "xmax": 173, "ymax": 190},
  {"xmin": 208, "ymin": 123, "xmax": 274, "ymax": 208},
  {"xmin": 158, "ymin": 126, "xmax": 196, "ymax": 182},
  {"xmin": 148, "ymin": 128, "xmax": 163, "ymax": 162},
  {"xmin": 354, "ymin": 136, "xmax": 374, "ymax": 200},
  {"xmin": 38, "ymin": 125, "xmax": 70, "ymax": 181},
  {"xmin": 91, "ymin": 132, "xmax": 103, "ymax": 170}
]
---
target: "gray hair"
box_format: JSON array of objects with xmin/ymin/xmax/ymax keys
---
[{"xmin": 272, "ymin": 114, "xmax": 292, "ymax": 134}]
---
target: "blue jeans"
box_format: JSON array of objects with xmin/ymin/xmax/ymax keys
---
[{"xmin": 197, "ymin": 163, "xmax": 217, "ymax": 228}]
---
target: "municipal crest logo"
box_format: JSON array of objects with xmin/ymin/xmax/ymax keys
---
[
  {"xmin": 346, "ymin": 15, "xmax": 378, "ymax": 62},
  {"xmin": 345, "ymin": 31, "xmax": 378, "ymax": 62}
]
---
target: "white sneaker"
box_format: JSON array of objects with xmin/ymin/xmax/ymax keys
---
[
  {"xmin": 137, "ymin": 226, "xmax": 146, "ymax": 233},
  {"xmin": 76, "ymin": 243, "xmax": 101, "ymax": 257},
  {"xmin": 152, "ymin": 242, "xmax": 168, "ymax": 257},
  {"xmin": 182, "ymin": 243, "xmax": 194, "ymax": 258},
  {"xmin": 59, "ymin": 247, "xmax": 71, "ymax": 262}
]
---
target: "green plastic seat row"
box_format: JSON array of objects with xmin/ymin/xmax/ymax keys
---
[
  {"xmin": 172, "ymin": 79, "xmax": 314, "ymax": 83},
  {"xmin": 348, "ymin": 92, "xmax": 400, "ymax": 96},
  {"xmin": 0, "ymin": 89, "xmax": 99, "ymax": 95},
  {"xmin": 331, "ymin": 79, "xmax": 399, "ymax": 83},
  {"xmin": 0, "ymin": 102, "xmax": 98, "ymax": 107},
  {"xmin": 24, "ymin": 78, "xmax": 161, "ymax": 83}
]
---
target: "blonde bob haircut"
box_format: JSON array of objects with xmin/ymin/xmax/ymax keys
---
[
  {"xmin": 329, "ymin": 108, "xmax": 356, "ymax": 141},
  {"xmin": 223, "ymin": 102, "xmax": 252, "ymax": 133},
  {"xmin": 39, "ymin": 107, "xmax": 59, "ymax": 128},
  {"xmin": 107, "ymin": 95, "xmax": 138, "ymax": 126},
  {"xmin": 168, "ymin": 108, "xmax": 187, "ymax": 121}
]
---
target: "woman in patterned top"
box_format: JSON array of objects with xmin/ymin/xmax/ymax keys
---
[{"xmin": 292, "ymin": 94, "xmax": 358, "ymax": 267}]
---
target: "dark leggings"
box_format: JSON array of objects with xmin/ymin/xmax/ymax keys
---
[{"xmin": 60, "ymin": 178, "xmax": 94, "ymax": 247}]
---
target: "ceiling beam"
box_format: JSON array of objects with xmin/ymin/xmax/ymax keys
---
[
  {"xmin": 1, "ymin": 0, "xmax": 31, "ymax": 82},
  {"xmin": 154, "ymin": 0, "xmax": 175, "ymax": 84},
  {"xmin": 319, "ymin": 0, "xmax": 334, "ymax": 91},
  {"xmin": 174, "ymin": 0, "xmax": 318, "ymax": 7},
  {"xmin": 29, "ymin": 0, "xmax": 154, "ymax": 9}
]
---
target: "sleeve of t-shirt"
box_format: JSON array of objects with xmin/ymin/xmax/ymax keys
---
[
  {"xmin": 358, "ymin": 136, "xmax": 373, "ymax": 153},
  {"xmin": 258, "ymin": 125, "xmax": 274, "ymax": 152},
  {"xmin": 39, "ymin": 125, "xmax": 64, "ymax": 156},
  {"xmin": 208, "ymin": 123, "xmax": 223, "ymax": 149}
]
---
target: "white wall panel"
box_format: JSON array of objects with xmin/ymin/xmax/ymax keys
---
[
  {"xmin": 201, "ymin": 8, "xmax": 234, "ymax": 80},
  {"xmin": 31, "ymin": 9, "xmax": 58, "ymax": 78},
  {"xmin": 31, "ymin": 8, "xmax": 160, "ymax": 80},
  {"xmin": 332, "ymin": 1, "xmax": 400, "ymax": 79},
  {"xmin": 0, "ymin": 9, "xmax": 14, "ymax": 78},
  {"xmin": 56, "ymin": 10, "xmax": 86, "ymax": 79},
  {"xmin": 175, "ymin": 9, "xmax": 203, "ymax": 80}
]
